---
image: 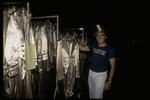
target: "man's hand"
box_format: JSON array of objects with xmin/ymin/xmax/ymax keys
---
[
  {"xmin": 79, "ymin": 45, "xmax": 90, "ymax": 51},
  {"xmin": 104, "ymin": 58, "xmax": 115, "ymax": 91},
  {"xmin": 104, "ymin": 81, "xmax": 111, "ymax": 91}
]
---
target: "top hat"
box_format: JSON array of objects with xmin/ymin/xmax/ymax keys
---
[{"xmin": 93, "ymin": 24, "xmax": 105, "ymax": 37}]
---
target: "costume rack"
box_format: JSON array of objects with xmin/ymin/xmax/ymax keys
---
[
  {"xmin": 54, "ymin": 28, "xmax": 85, "ymax": 99},
  {"xmin": 3, "ymin": 2, "xmax": 32, "ymax": 99},
  {"xmin": 66, "ymin": 28, "xmax": 85, "ymax": 98},
  {"xmin": 62, "ymin": 28, "xmax": 84, "ymax": 78},
  {"xmin": 4, "ymin": 2, "xmax": 88, "ymax": 98},
  {"xmin": 31, "ymin": 15, "xmax": 59, "ymax": 99}
]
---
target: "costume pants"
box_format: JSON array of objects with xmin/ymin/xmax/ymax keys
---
[{"xmin": 88, "ymin": 69, "xmax": 107, "ymax": 99}]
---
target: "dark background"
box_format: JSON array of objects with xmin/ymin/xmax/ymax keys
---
[
  {"xmin": 7, "ymin": 1, "xmax": 145, "ymax": 98},
  {"xmin": 30, "ymin": 1, "xmax": 146, "ymax": 98},
  {"xmin": 30, "ymin": 1, "xmax": 145, "ymax": 56}
]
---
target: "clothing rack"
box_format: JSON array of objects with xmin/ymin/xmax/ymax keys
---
[
  {"xmin": 3, "ymin": 2, "xmax": 32, "ymax": 98},
  {"xmin": 63, "ymin": 27, "xmax": 84, "ymax": 78},
  {"xmin": 54, "ymin": 28, "xmax": 85, "ymax": 98},
  {"xmin": 63, "ymin": 27, "xmax": 84, "ymax": 45},
  {"xmin": 31, "ymin": 15, "xmax": 59, "ymax": 41},
  {"xmin": 31, "ymin": 15, "xmax": 59, "ymax": 99}
]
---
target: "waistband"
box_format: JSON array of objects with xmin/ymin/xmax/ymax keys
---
[{"xmin": 89, "ymin": 69, "xmax": 108, "ymax": 73}]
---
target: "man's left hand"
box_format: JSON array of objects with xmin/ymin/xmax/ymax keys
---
[{"xmin": 104, "ymin": 82, "xmax": 111, "ymax": 91}]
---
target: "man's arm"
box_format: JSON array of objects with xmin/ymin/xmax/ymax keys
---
[
  {"xmin": 79, "ymin": 45, "xmax": 90, "ymax": 51},
  {"xmin": 73, "ymin": 38, "xmax": 90, "ymax": 52},
  {"xmin": 104, "ymin": 57, "xmax": 116, "ymax": 91},
  {"xmin": 108, "ymin": 58, "xmax": 116, "ymax": 81}
]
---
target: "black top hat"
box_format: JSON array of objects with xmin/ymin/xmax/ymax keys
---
[{"xmin": 93, "ymin": 24, "xmax": 105, "ymax": 37}]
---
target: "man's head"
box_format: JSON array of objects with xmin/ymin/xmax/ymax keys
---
[
  {"xmin": 93, "ymin": 24, "xmax": 107, "ymax": 44},
  {"xmin": 96, "ymin": 32, "xmax": 107, "ymax": 44}
]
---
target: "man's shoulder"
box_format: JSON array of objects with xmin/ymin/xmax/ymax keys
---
[
  {"xmin": 105, "ymin": 45, "xmax": 115, "ymax": 51},
  {"xmin": 106, "ymin": 45, "xmax": 113, "ymax": 49}
]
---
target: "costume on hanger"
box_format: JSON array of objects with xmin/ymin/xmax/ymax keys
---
[
  {"xmin": 4, "ymin": 12, "xmax": 25, "ymax": 77},
  {"xmin": 47, "ymin": 22, "xmax": 53, "ymax": 68},
  {"xmin": 56, "ymin": 37, "xmax": 80, "ymax": 98},
  {"xmin": 37, "ymin": 24, "xmax": 48, "ymax": 62},
  {"xmin": 33, "ymin": 21, "xmax": 52, "ymax": 98},
  {"xmin": 3, "ymin": 4, "xmax": 59, "ymax": 98},
  {"xmin": 4, "ymin": 11, "xmax": 26, "ymax": 98}
]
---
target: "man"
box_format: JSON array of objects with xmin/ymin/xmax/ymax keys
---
[{"xmin": 77, "ymin": 24, "xmax": 116, "ymax": 99}]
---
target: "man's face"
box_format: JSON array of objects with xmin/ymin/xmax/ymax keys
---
[{"xmin": 96, "ymin": 32, "xmax": 107, "ymax": 44}]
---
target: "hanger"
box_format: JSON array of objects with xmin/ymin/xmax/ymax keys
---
[{"xmin": 65, "ymin": 31, "xmax": 72, "ymax": 40}]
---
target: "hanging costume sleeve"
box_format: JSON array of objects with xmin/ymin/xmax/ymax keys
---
[
  {"xmin": 56, "ymin": 40, "xmax": 64, "ymax": 80},
  {"xmin": 75, "ymin": 43, "xmax": 80, "ymax": 78}
]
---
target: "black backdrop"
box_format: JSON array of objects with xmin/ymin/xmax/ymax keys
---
[{"xmin": 30, "ymin": 1, "xmax": 146, "ymax": 98}]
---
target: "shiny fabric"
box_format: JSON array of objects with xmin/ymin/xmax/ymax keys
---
[
  {"xmin": 21, "ymin": 70, "xmax": 33, "ymax": 99},
  {"xmin": 4, "ymin": 11, "xmax": 35, "ymax": 99},
  {"xmin": 47, "ymin": 23, "xmax": 54, "ymax": 69},
  {"xmin": 3, "ymin": 9, "xmax": 8, "ymax": 76},
  {"xmin": 32, "ymin": 21, "xmax": 56, "ymax": 98},
  {"xmin": 34, "ymin": 24, "xmax": 40, "ymax": 65},
  {"xmin": 53, "ymin": 26, "xmax": 57, "ymax": 58},
  {"xmin": 4, "ymin": 12, "xmax": 25, "ymax": 77},
  {"xmin": 33, "ymin": 20, "xmax": 57, "ymax": 71},
  {"xmin": 56, "ymin": 37, "xmax": 80, "ymax": 98},
  {"xmin": 36, "ymin": 24, "xmax": 48, "ymax": 62},
  {"xmin": 3, "ymin": 7, "xmax": 39, "ymax": 98},
  {"xmin": 4, "ymin": 9, "xmax": 24, "ymax": 99}
]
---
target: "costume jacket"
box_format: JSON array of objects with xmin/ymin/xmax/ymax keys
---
[
  {"xmin": 36, "ymin": 24, "xmax": 48, "ymax": 62},
  {"xmin": 56, "ymin": 37, "xmax": 80, "ymax": 80},
  {"xmin": 4, "ymin": 12, "xmax": 25, "ymax": 77},
  {"xmin": 56, "ymin": 37, "xmax": 80, "ymax": 97}
]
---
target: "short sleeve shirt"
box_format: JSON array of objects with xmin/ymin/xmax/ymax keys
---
[{"xmin": 88, "ymin": 44, "xmax": 115, "ymax": 72}]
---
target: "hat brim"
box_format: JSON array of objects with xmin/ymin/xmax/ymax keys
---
[{"xmin": 93, "ymin": 30, "xmax": 105, "ymax": 37}]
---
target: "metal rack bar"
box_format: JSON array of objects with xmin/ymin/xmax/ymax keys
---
[
  {"xmin": 31, "ymin": 15, "xmax": 59, "ymax": 19},
  {"xmin": 4, "ymin": 2, "xmax": 26, "ymax": 5},
  {"xmin": 63, "ymin": 27, "xmax": 84, "ymax": 45},
  {"xmin": 64, "ymin": 28, "xmax": 84, "ymax": 31}
]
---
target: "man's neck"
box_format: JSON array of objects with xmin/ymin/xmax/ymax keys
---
[{"xmin": 98, "ymin": 42, "xmax": 107, "ymax": 47}]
